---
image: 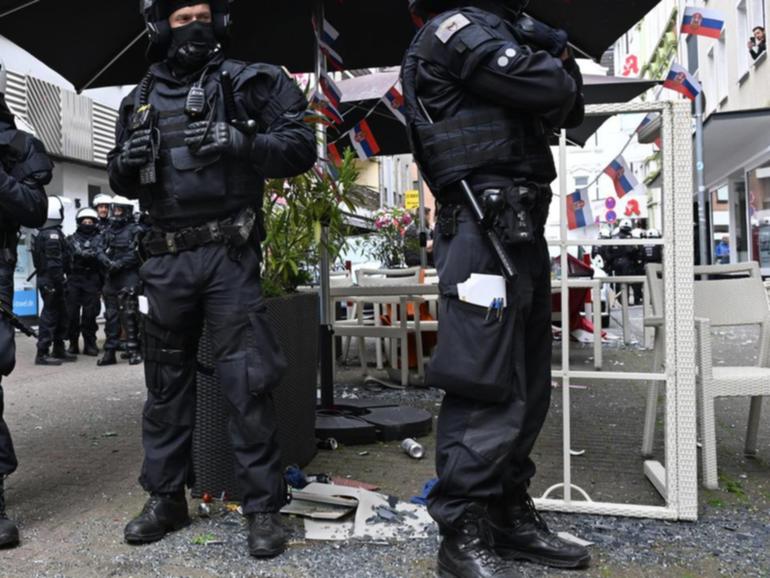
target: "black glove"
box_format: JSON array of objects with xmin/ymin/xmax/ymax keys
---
[
  {"xmin": 184, "ymin": 121, "xmax": 253, "ymax": 160},
  {"xmin": 512, "ymin": 16, "xmax": 569, "ymax": 58},
  {"xmin": 116, "ymin": 129, "xmax": 153, "ymax": 175}
]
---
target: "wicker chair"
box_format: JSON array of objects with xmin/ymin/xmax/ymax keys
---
[{"xmin": 643, "ymin": 262, "xmax": 769, "ymax": 489}]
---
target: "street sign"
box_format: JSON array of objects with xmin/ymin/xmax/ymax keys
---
[{"xmin": 405, "ymin": 189, "xmax": 420, "ymax": 210}]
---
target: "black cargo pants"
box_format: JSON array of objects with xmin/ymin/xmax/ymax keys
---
[
  {"xmin": 102, "ymin": 269, "xmax": 140, "ymax": 352},
  {"xmin": 0, "ymin": 260, "xmax": 18, "ymax": 476},
  {"xmin": 427, "ymin": 205, "xmax": 552, "ymax": 532},
  {"xmin": 138, "ymin": 243, "xmax": 287, "ymax": 514},
  {"xmin": 66, "ymin": 269, "xmax": 102, "ymax": 347},
  {"xmin": 36, "ymin": 277, "xmax": 68, "ymax": 353}
]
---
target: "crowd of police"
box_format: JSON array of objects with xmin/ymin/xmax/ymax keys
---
[{"xmin": 30, "ymin": 194, "xmax": 146, "ymax": 367}]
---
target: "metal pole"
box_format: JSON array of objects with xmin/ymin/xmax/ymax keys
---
[
  {"xmin": 694, "ymin": 91, "xmax": 708, "ymax": 265},
  {"xmin": 315, "ymin": 0, "xmax": 334, "ymax": 409},
  {"xmin": 418, "ymin": 172, "xmax": 427, "ymax": 268}
]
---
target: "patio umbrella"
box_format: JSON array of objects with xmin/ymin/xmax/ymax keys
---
[
  {"xmin": 331, "ymin": 71, "xmax": 661, "ymax": 156},
  {"xmin": 0, "ymin": 0, "xmax": 662, "ymax": 91}
]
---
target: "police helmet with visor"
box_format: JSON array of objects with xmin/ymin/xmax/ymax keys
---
[{"xmin": 142, "ymin": 0, "xmax": 232, "ymax": 48}]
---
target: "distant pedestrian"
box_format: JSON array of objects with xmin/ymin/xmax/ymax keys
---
[{"xmin": 715, "ymin": 235, "xmax": 730, "ymax": 264}]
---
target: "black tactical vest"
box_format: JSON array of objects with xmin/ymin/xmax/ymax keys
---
[
  {"xmin": 122, "ymin": 58, "xmax": 265, "ymax": 228},
  {"xmin": 103, "ymin": 220, "xmax": 141, "ymax": 262},
  {"xmin": 401, "ymin": 8, "xmax": 556, "ymax": 197},
  {"xmin": 69, "ymin": 230, "xmax": 101, "ymax": 272}
]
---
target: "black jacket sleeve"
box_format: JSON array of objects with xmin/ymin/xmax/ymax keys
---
[
  {"xmin": 0, "ymin": 132, "xmax": 51, "ymax": 228},
  {"xmin": 241, "ymin": 65, "xmax": 317, "ymax": 179}
]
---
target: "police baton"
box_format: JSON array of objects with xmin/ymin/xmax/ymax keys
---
[
  {"xmin": 417, "ymin": 99, "xmax": 518, "ymax": 282},
  {"xmin": 0, "ymin": 301, "xmax": 38, "ymax": 338}
]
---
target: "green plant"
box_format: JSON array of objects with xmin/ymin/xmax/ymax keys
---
[{"xmin": 261, "ymin": 148, "xmax": 362, "ymax": 297}]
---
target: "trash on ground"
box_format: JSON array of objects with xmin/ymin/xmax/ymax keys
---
[
  {"xmin": 557, "ymin": 531, "xmax": 593, "ymax": 547},
  {"xmin": 401, "ymin": 438, "xmax": 424, "ymax": 459},
  {"xmin": 281, "ymin": 487, "xmax": 358, "ymax": 520},
  {"xmin": 410, "ymin": 479, "xmax": 438, "ymax": 506},
  {"xmin": 330, "ymin": 477, "xmax": 380, "ymax": 491}
]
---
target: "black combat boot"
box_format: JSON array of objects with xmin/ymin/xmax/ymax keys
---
[
  {"xmin": 437, "ymin": 505, "xmax": 521, "ymax": 578},
  {"xmin": 97, "ymin": 349, "xmax": 117, "ymax": 366},
  {"xmin": 492, "ymin": 494, "xmax": 590, "ymax": 569},
  {"xmin": 128, "ymin": 350, "xmax": 143, "ymax": 366},
  {"xmin": 0, "ymin": 477, "xmax": 20, "ymax": 548},
  {"xmin": 52, "ymin": 342, "xmax": 77, "ymax": 362},
  {"xmin": 82, "ymin": 341, "xmax": 99, "ymax": 357},
  {"xmin": 247, "ymin": 512, "xmax": 287, "ymax": 558},
  {"xmin": 124, "ymin": 492, "xmax": 191, "ymax": 544},
  {"xmin": 35, "ymin": 350, "xmax": 63, "ymax": 366},
  {"xmin": 67, "ymin": 340, "xmax": 79, "ymax": 355}
]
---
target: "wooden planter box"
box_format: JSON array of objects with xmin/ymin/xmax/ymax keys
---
[{"xmin": 192, "ymin": 291, "xmax": 319, "ymax": 500}]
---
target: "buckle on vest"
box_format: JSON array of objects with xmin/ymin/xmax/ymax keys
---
[{"xmin": 165, "ymin": 233, "xmax": 178, "ymax": 255}]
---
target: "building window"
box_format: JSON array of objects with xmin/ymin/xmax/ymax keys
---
[
  {"xmin": 87, "ymin": 184, "xmax": 102, "ymax": 206},
  {"xmin": 717, "ymin": 33, "xmax": 728, "ymax": 103}
]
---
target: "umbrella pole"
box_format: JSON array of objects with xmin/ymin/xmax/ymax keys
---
[
  {"xmin": 314, "ymin": 0, "xmax": 335, "ymax": 410},
  {"xmin": 694, "ymin": 91, "xmax": 709, "ymax": 266}
]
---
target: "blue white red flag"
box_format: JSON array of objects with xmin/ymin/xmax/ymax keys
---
[
  {"xmin": 604, "ymin": 155, "xmax": 639, "ymax": 198},
  {"xmin": 349, "ymin": 120, "xmax": 381, "ymax": 159},
  {"xmin": 663, "ymin": 63, "xmax": 701, "ymax": 101},
  {"xmin": 681, "ymin": 7, "xmax": 724, "ymax": 39},
  {"xmin": 566, "ymin": 189, "xmax": 593, "ymax": 230},
  {"xmin": 382, "ymin": 82, "xmax": 407, "ymax": 125},
  {"xmin": 320, "ymin": 74, "xmax": 343, "ymax": 110},
  {"xmin": 326, "ymin": 143, "xmax": 343, "ymax": 179},
  {"xmin": 311, "ymin": 92, "xmax": 343, "ymax": 125},
  {"xmin": 313, "ymin": 16, "xmax": 344, "ymax": 70}
]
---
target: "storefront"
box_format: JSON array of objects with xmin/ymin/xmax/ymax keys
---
[
  {"xmin": 12, "ymin": 230, "xmax": 37, "ymax": 318},
  {"xmin": 702, "ymin": 107, "xmax": 770, "ymax": 272}
]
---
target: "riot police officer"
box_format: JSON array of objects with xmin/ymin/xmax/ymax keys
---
[
  {"xmin": 0, "ymin": 63, "xmax": 52, "ymax": 547},
  {"xmin": 403, "ymin": 1, "xmax": 589, "ymax": 575},
  {"xmin": 92, "ymin": 193, "xmax": 113, "ymax": 233},
  {"xmin": 107, "ymin": 1, "xmax": 315, "ymax": 557},
  {"xmin": 66, "ymin": 207, "xmax": 102, "ymax": 356},
  {"xmin": 33, "ymin": 196, "xmax": 76, "ymax": 365},
  {"xmin": 606, "ymin": 219, "xmax": 639, "ymax": 303},
  {"xmin": 97, "ymin": 195, "xmax": 143, "ymax": 366}
]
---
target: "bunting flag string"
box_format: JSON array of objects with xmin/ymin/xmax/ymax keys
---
[
  {"xmin": 604, "ymin": 155, "xmax": 640, "ymax": 198},
  {"xmin": 349, "ymin": 119, "xmax": 381, "ymax": 159},
  {"xmin": 663, "ymin": 62, "xmax": 702, "ymax": 101},
  {"xmin": 382, "ymin": 82, "xmax": 407, "ymax": 125},
  {"xmin": 312, "ymin": 15, "xmax": 344, "ymax": 71}
]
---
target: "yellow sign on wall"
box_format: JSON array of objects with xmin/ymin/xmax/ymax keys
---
[{"xmin": 405, "ymin": 189, "xmax": 420, "ymax": 210}]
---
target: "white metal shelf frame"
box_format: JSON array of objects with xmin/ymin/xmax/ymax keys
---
[{"xmin": 535, "ymin": 101, "xmax": 697, "ymax": 521}]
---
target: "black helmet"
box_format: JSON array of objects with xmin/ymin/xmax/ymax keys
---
[{"xmin": 141, "ymin": 0, "xmax": 232, "ymax": 52}]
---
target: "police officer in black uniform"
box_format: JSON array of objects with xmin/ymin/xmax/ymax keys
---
[
  {"xmin": 606, "ymin": 219, "xmax": 638, "ymax": 302},
  {"xmin": 33, "ymin": 196, "xmax": 77, "ymax": 366},
  {"xmin": 107, "ymin": 1, "xmax": 315, "ymax": 557},
  {"xmin": 66, "ymin": 207, "xmax": 103, "ymax": 356},
  {"xmin": 403, "ymin": 1, "xmax": 589, "ymax": 575},
  {"xmin": 0, "ymin": 65, "xmax": 52, "ymax": 547},
  {"xmin": 93, "ymin": 193, "xmax": 113, "ymax": 233},
  {"xmin": 97, "ymin": 195, "xmax": 143, "ymax": 366}
]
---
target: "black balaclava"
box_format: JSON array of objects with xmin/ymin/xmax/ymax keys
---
[
  {"xmin": 167, "ymin": 20, "xmax": 219, "ymax": 73},
  {"xmin": 77, "ymin": 221, "xmax": 97, "ymax": 236}
]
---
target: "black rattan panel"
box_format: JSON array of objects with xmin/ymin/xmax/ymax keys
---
[{"xmin": 192, "ymin": 292, "xmax": 319, "ymax": 501}]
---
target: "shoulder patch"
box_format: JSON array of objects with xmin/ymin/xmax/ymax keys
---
[{"xmin": 435, "ymin": 13, "xmax": 471, "ymax": 44}]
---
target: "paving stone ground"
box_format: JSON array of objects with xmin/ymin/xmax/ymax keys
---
[{"xmin": 0, "ymin": 309, "xmax": 768, "ymax": 577}]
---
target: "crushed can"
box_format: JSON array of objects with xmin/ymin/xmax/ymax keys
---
[{"xmin": 401, "ymin": 438, "xmax": 425, "ymax": 460}]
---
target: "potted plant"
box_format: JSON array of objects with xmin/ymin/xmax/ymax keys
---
[
  {"xmin": 356, "ymin": 206, "xmax": 419, "ymax": 268},
  {"xmin": 193, "ymin": 150, "xmax": 362, "ymax": 499}
]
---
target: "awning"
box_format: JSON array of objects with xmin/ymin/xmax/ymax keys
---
[{"xmin": 702, "ymin": 108, "xmax": 770, "ymax": 187}]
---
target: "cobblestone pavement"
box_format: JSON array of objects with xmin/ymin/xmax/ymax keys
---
[{"xmin": 0, "ymin": 311, "xmax": 768, "ymax": 577}]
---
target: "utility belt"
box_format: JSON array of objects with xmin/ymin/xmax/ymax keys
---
[
  {"xmin": 143, "ymin": 207, "xmax": 257, "ymax": 257},
  {"xmin": 438, "ymin": 181, "xmax": 552, "ymax": 245}
]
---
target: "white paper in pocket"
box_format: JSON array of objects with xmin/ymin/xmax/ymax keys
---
[
  {"xmin": 457, "ymin": 274, "xmax": 507, "ymax": 309},
  {"xmin": 138, "ymin": 295, "xmax": 150, "ymax": 315}
]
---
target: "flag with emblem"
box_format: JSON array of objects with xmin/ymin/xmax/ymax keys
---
[
  {"xmin": 604, "ymin": 155, "xmax": 639, "ymax": 198},
  {"xmin": 349, "ymin": 119, "xmax": 381, "ymax": 160},
  {"xmin": 326, "ymin": 143, "xmax": 343, "ymax": 179},
  {"xmin": 382, "ymin": 82, "xmax": 406, "ymax": 125},
  {"xmin": 566, "ymin": 189, "xmax": 593, "ymax": 230},
  {"xmin": 663, "ymin": 63, "xmax": 701, "ymax": 101},
  {"xmin": 681, "ymin": 6, "xmax": 725, "ymax": 39},
  {"xmin": 310, "ymin": 92, "xmax": 343, "ymax": 125}
]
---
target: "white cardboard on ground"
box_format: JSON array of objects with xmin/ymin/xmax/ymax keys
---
[{"xmin": 300, "ymin": 483, "xmax": 435, "ymax": 541}]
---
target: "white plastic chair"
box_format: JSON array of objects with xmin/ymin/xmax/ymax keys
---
[{"xmin": 642, "ymin": 262, "xmax": 769, "ymax": 489}]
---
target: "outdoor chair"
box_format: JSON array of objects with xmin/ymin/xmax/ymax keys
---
[
  {"xmin": 332, "ymin": 267, "xmax": 426, "ymax": 386},
  {"xmin": 643, "ymin": 262, "xmax": 769, "ymax": 489}
]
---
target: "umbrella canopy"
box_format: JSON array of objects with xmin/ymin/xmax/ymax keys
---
[
  {"xmin": 330, "ymin": 70, "xmax": 659, "ymax": 155},
  {"xmin": 0, "ymin": 0, "xmax": 661, "ymax": 91}
]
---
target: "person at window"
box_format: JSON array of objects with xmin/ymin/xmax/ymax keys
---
[
  {"xmin": 715, "ymin": 235, "xmax": 730, "ymax": 264},
  {"xmin": 748, "ymin": 26, "xmax": 766, "ymax": 60}
]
